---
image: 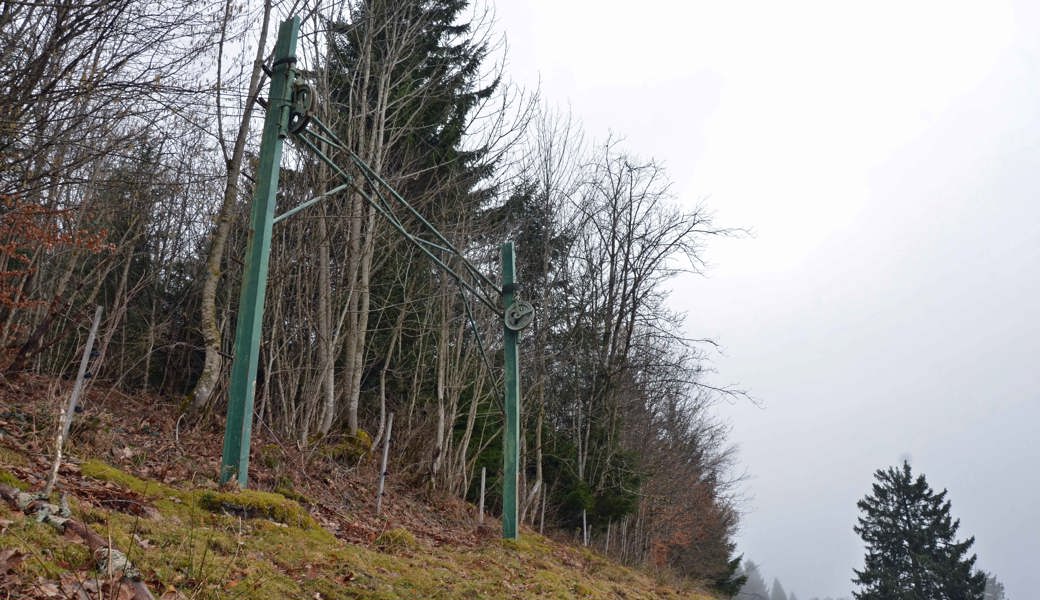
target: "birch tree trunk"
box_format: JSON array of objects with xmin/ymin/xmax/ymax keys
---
[{"xmin": 192, "ymin": 0, "xmax": 272, "ymax": 411}]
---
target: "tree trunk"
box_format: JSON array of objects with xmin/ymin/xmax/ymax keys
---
[{"xmin": 191, "ymin": 0, "xmax": 272, "ymax": 411}]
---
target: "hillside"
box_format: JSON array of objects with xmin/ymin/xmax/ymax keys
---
[
  {"xmin": 0, "ymin": 376, "xmax": 716, "ymax": 599},
  {"xmin": 3, "ymin": 0, "xmax": 744, "ymax": 594}
]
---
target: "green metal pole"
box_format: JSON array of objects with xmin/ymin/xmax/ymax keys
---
[
  {"xmin": 220, "ymin": 17, "xmax": 300, "ymax": 487},
  {"xmin": 501, "ymin": 242, "xmax": 520, "ymax": 538}
]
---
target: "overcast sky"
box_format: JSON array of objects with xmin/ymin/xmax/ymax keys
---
[{"xmin": 496, "ymin": 1, "xmax": 1040, "ymax": 597}]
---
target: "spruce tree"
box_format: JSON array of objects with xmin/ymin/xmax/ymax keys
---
[
  {"xmin": 326, "ymin": 0, "xmax": 496, "ymax": 210},
  {"xmin": 737, "ymin": 561, "xmax": 770, "ymax": 600},
  {"xmin": 770, "ymin": 578, "xmax": 790, "ymax": 600},
  {"xmin": 852, "ymin": 461, "xmax": 986, "ymax": 600},
  {"xmin": 712, "ymin": 553, "xmax": 749, "ymax": 597},
  {"xmin": 983, "ymin": 573, "xmax": 1007, "ymax": 600}
]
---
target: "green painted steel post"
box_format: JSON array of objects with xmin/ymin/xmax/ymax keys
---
[
  {"xmin": 501, "ymin": 242, "xmax": 520, "ymax": 538},
  {"xmin": 220, "ymin": 17, "xmax": 300, "ymax": 487}
]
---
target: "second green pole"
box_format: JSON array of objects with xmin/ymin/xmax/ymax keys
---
[
  {"xmin": 220, "ymin": 17, "xmax": 300, "ymax": 487},
  {"xmin": 501, "ymin": 242, "xmax": 520, "ymax": 539}
]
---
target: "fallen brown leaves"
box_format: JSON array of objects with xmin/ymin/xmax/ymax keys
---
[
  {"xmin": 0, "ymin": 375, "xmax": 507, "ymax": 598},
  {"xmin": 0, "ymin": 553, "xmax": 163, "ymax": 600},
  {"xmin": 0, "ymin": 558, "xmax": 143, "ymax": 600},
  {"xmin": 57, "ymin": 573, "xmax": 140, "ymax": 600},
  {"xmin": 0, "ymin": 547, "xmax": 27, "ymax": 573}
]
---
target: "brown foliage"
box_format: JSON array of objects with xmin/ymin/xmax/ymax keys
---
[{"xmin": 0, "ymin": 197, "xmax": 112, "ymax": 373}]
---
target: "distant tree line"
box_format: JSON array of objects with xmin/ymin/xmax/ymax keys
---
[
  {"xmin": 732, "ymin": 560, "xmax": 806, "ymax": 600},
  {"xmin": 0, "ymin": 0, "xmax": 745, "ymax": 589}
]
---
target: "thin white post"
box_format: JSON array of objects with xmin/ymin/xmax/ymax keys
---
[
  {"xmin": 478, "ymin": 466, "xmax": 486, "ymax": 523},
  {"xmin": 375, "ymin": 412, "xmax": 394, "ymax": 515},
  {"xmin": 539, "ymin": 491, "xmax": 546, "ymax": 534},
  {"xmin": 45, "ymin": 305, "xmax": 103, "ymax": 496}
]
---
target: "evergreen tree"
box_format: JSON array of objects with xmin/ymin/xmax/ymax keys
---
[
  {"xmin": 770, "ymin": 578, "xmax": 790, "ymax": 600},
  {"xmin": 852, "ymin": 461, "xmax": 986, "ymax": 600},
  {"xmin": 983, "ymin": 573, "xmax": 1007, "ymax": 600},
  {"xmin": 737, "ymin": 561, "xmax": 770, "ymax": 600},
  {"xmin": 712, "ymin": 553, "xmax": 749, "ymax": 597},
  {"xmin": 326, "ymin": 0, "xmax": 496, "ymax": 208}
]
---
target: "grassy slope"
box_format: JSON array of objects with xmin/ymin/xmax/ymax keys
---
[{"xmin": 0, "ymin": 380, "xmax": 715, "ymax": 600}]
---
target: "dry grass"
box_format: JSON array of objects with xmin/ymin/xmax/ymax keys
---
[{"xmin": 0, "ymin": 375, "xmax": 717, "ymax": 599}]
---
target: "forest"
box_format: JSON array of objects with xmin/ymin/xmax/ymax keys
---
[{"xmin": 0, "ymin": 0, "xmax": 746, "ymax": 592}]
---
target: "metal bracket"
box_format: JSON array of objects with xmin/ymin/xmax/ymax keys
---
[
  {"xmin": 288, "ymin": 81, "xmax": 315, "ymax": 134},
  {"xmin": 504, "ymin": 300, "xmax": 535, "ymax": 331}
]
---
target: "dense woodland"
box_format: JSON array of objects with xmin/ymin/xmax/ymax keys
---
[{"xmin": 0, "ymin": 0, "xmax": 745, "ymax": 590}]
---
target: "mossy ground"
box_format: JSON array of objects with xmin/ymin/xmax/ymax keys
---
[
  {"xmin": 1, "ymin": 446, "xmax": 714, "ymax": 599},
  {"xmin": 0, "ymin": 379, "xmax": 715, "ymax": 599},
  {"xmin": 0, "ymin": 467, "xmax": 26, "ymax": 489}
]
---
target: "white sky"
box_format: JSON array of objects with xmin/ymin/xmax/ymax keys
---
[{"xmin": 496, "ymin": 1, "xmax": 1040, "ymax": 597}]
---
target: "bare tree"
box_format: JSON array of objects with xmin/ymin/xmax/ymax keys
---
[{"xmin": 192, "ymin": 0, "xmax": 276, "ymax": 411}]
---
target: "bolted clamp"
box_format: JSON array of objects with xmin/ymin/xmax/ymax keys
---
[
  {"xmin": 288, "ymin": 80, "xmax": 316, "ymax": 134},
  {"xmin": 504, "ymin": 300, "xmax": 535, "ymax": 332}
]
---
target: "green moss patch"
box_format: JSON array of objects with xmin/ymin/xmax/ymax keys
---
[
  {"xmin": 197, "ymin": 489, "xmax": 317, "ymax": 529},
  {"xmin": 81, "ymin": 459, "xmax": 165, "ymax": 495},
  {"xmin": 0, "ymin": 444, "xmax": 29, "ymax": 467},
  {"xmin": 323, "ymin": 429, "xmax": 372, "ymax": 462},
  {"xmin": 274, "ymin": 485, "xmax": 310, "ymax": 505},
  {"xmin": 0, "ymin": 468, "xmax": 27, "ymax": 490},
  {"xmin": 374, "ymin": 527, "xmax": 418, "ymax": 553}
]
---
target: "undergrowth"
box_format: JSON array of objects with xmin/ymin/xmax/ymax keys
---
[{"xmin": 0, "ymin": 395, "xmax": 716, "ymax": 599}]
